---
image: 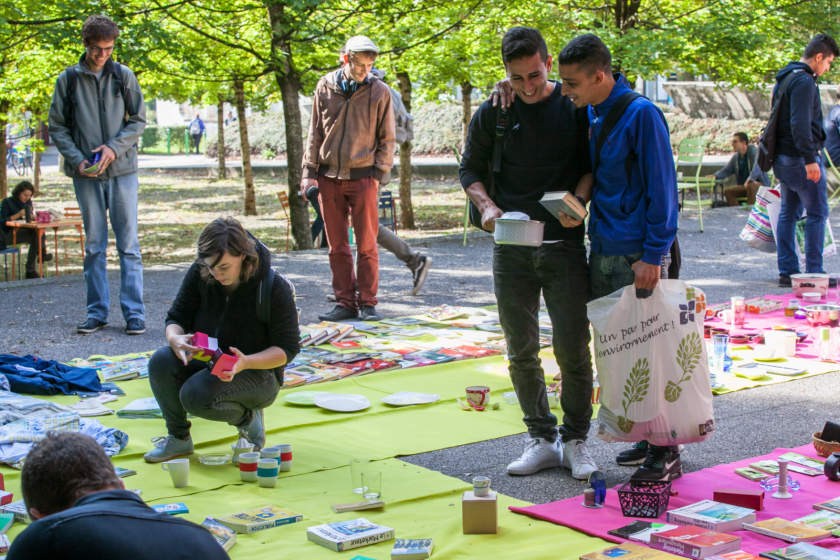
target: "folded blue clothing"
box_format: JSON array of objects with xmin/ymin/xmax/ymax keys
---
[{"xmin": 0, "ymin": 354, "xmax": 103, "ymax": 395}]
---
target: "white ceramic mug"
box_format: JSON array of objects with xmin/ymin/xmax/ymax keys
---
[
  {"xmin": 473, "ymin": 476, "xmax": 491, "ymax": 497},
  {"xmin": 162, "ymin": 458, "xmax": 190, "ymax": 488},
  {"xmin": 277, "ymin": 444, "xmax": 292, "ymax": 472},
  {"xmin": 257, "ymin": 458, "xmax": 279, "ymax": 488},
  {"xmin": 238, "ymin": 452, "xmax": 260, "ymax": 482}
]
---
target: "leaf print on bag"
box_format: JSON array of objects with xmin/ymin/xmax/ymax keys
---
[
  {"xmin": 665, "ymin": 332, "xmax": 703, "ymax": 402},
  {"xmin": 618, "ymin": 358, "xmax": 650, "ymax": 433}
]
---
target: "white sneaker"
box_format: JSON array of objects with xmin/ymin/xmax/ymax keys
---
[
  {"xmin": 563, "ymin": 439, "xmax": 599, "ymax": 480},
  {"xmin": 507, "ymin": 438, "xmax": 563, "ymax": 475}
]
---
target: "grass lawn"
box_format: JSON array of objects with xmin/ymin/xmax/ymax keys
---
[{"xmin": 7, "ymin": 173, "xmax": 468, "ymax": 279}]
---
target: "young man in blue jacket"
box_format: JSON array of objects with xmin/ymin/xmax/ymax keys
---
[
  {"xmin": 557, "ymin": 34, "xmax": 680, "ymax": 481},
  {"xmin": 773, "ymin": 34, "xmax": 838, "ymax": 286}
]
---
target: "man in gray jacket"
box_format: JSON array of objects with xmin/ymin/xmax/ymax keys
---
[
  {"xmin": 706, "ymin": 132, "xmax": 759, "ymax": 206},
  {"xmin": 48, "ymin": 15, "xmax": 147, "ymax": 335}
]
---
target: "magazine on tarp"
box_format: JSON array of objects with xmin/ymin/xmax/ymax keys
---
[{"xmin": 760, "ymin": 542, "xmax": 840, "ymax": 560}]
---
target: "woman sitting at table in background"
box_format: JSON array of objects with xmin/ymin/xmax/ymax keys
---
[
  {"xmin": 0, "ymin": 180, "xmax": 52, "ymax": 279},
  {"xmin": 144, "ymin": 217, "xmax": 300, "ymax": 463}
]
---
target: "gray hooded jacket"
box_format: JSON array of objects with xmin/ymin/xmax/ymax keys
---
[{"xmin": 48, "ymin": 55, "xmax": 145, "ymax": 180}]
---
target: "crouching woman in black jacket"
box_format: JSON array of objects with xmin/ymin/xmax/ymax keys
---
[{"xmin": 144, "ymin": 217, "xmax": 300, "ymax": 463}]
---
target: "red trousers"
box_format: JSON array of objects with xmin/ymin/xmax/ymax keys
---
[{"xmin": 317, "ymin": 175, "xmax": 379, "ymax": 310}]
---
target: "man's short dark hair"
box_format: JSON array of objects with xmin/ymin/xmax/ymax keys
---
[
  {"xmin": 734, "ymin": 132, "xmax": 749, "ymax": 144},
  {"xmin": 557, "ymin": 34, "xmax": 612, "ymax": 75},
  {"xmin": 804, "ymin": 34, "xmax": 839, "ymax": 60},
  {"xmin": 22, "ymin": 432, "xmax": 121, "ymax": 518},
  {"xmin": 501, "ymin": 27, "xmax": 548, "ymax": 65},
  {"xmin": 11, "ymin": 180, "xmax": 34, "ymax": 201},
  {"xmin": 81, "ymin": 15, "xmax": 120, "ymax": 45}
]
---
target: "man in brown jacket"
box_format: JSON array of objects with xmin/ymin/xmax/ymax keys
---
[{"xmin": 301, "ymin": 35, "xmax": 396, "ymax": 322}]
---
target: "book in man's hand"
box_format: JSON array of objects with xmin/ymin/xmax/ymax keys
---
[{"xmin": 540, "ymin": 191, "xmax": 588, "ymax": 222}]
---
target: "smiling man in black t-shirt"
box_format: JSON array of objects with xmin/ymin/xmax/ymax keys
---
[{"xmin": 459, "ymin": 26, "xmax": 597, "ymax": 480}]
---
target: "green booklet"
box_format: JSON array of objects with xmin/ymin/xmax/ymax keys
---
[{"xmin": 795, "ymin": 510, "xmax": 840, "ymax": 537}]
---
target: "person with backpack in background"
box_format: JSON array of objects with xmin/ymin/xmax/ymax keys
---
[
  {"xmin": 143, "ymin": 218, "xmax": 300, "ymax": 462},
  {"xmin": 462, "ymin": 27, "xmax": 599, "ymax": 481},
  {"xmin": 188, "ymin": 113, "xmax": 205, "ymax": 155},
  {"xmin": 301, "ymin": 36, "xmax": 395, "ymax": 322},
  {"xmin": 823, "ymin": 84, "xmax": 840, "ymax": 185},
  {"xmin": 48, "ymin": 15, "xmax": 147, "ymax": 335},
  {"xmin": 771, "ymin": 34, "xmax": 838, "ymax": 287}
]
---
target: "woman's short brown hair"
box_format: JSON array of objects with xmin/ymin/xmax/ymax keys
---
[
  {"xmin": 81, "ymin": 15, "xmax": 120, "ymax": 45},
  {"xmin": 196, "ymin": 217, "xmax": 259, "ymax": 283},
  {"xmin": 11, "ymin": 180, "xmax": 34, "ymax": 201}
]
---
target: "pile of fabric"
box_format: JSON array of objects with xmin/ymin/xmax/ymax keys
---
[
  {"xmin": 0, "ymin": 392, "xmax": 127, "ymax": 468},
  {"xmin": 0, "ymin": 354, "xmax": 102, "ymax": 396}
]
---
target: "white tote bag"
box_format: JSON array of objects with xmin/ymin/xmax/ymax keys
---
[{"xmin": 588, "ymin": 280, "xmax": 715, "ymax": 446}]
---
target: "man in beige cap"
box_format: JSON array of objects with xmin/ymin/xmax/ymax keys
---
[{"xmin": 301, "ymin": 35, "xmax": 396, "ymax": 322}]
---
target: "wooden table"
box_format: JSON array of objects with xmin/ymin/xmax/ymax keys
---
[{"xmin": 4, "ymin": 219, "xmax": 84, "ymax": 278}]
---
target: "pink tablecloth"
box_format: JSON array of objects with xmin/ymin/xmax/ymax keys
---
[{"xmin": 510, "ymin": 444, "xmax": 840, "ymax": 555}]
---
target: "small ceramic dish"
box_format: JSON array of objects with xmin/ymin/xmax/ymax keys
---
[{"xmin": 802, "ymin": 292, "xmax": 822, "ymax": 303}]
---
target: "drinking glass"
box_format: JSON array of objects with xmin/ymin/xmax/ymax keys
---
[
  {"xmin": 711, "ymin": 334, "xmax": 728, "ymax": 388},
  {"xmin": 349, "ymin": 458, "xmax": 369, "ymax": 494},
  {"xmin": 731, "ymin": 296, "xmax": 745, "ymax": 328},
  {"xmin": 362, "ymin": 471, "xmax": 381, "ymax": 500}
]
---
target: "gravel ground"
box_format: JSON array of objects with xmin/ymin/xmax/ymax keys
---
[{"xmin": 2, "ymin": 205, "xmax": 839, "ymax": 505}]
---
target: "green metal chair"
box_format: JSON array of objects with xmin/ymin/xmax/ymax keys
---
[
  {"xmin": 675, "ymin": 138, "xmax": 715, "ymax": 232},
  {"xmin": 452, "ymin": 146, "xmax": 470, "ymax": 246}
]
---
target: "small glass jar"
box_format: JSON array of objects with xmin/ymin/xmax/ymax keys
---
[{"xmin": 785, "ymin": 298, "xmax": 800, "ymax": 317}]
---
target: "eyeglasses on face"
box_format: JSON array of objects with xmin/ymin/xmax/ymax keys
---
[{"xmin": 86, "ymin": 44, "xmax": 115, "ymax": 55}]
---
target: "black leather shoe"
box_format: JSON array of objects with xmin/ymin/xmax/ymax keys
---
[
  {"xmin": 359, "ymin": 305, "xmax": 382, "ymax": 322},
  {"xmin": 318, "ymin": 305, "xmax": 358, "ymax": 322},
  {"xmin": 779, "ymin": 275, "xmax": 791, "ymax": 287},
  {"xmin": 77, "ymin": 318, "xmax": 108, "ymax": 334}
]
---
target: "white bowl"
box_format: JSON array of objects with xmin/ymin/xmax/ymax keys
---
[
  {"xmin": 802, "ymin": 292, "xmax": 822, "ymax": 303},
  {"xmin": 791, "ymin": 273, "xmax": 830, "ymax": 297},
  {"xmin": 494, "ymin": 219, "xmax": 544, "ymax": 247},
  {"xmin": 752, "ymin": 344, "xmax": 776, "ymax": 360}
]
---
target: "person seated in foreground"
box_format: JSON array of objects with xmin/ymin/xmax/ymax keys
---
[
  {"xmin": 0, "ymin": 180, "xmax": 52, "ymax": 278},
  {"xmin": 7, "ymin": 432, "xmax": 228, "ymax": 560},
  {"xmin": 705, "ymin": 132, "xmax": 759, "ymax": 207},
  {"xmin": 144, "ymin": 217, "xmax": 300, "ymax": 462}
]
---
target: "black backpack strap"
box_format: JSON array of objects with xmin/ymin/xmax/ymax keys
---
[
  {"xmin": 487, "ymin": 103, "xmax": 513, "ymax": 198},
  {"xmin": 257, "ymin": 267, "xmax": 275, "ymax": 327},
  {"xmin": 593, "ymin": 91, "xmax": 642, "ymax": 175},
  {"xmin": 110, "ymin": 61, "xmax": 133, "ymax": 121},
  {"xmin": 63, "ymin": 67, "xmax": 78, "ymax": 138}
]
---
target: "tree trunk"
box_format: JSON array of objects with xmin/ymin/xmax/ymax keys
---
[
  {"xmin": 234, "ymin": 79, "xmax": 256, "ymax": 216},
  {"xmin": 267, "ymin": 1, "xmax": 312, "ymax": 250},
  {"xmin": 217, "ymin": 95, "xmax": 226, "ymax": 179},
  {"xmin": 460, "ymin": 82, "xmax": 473, "ymax": 150},
  {"xmin": 0, "ymin": 99, "xmax": 8, "ymax": 199},
  {"xmin": 33, "ymin": 120, "xmax": 42, "ymax": 195},
  {"xmin": 396, "ymin": 71, "xmax": 416, "ymax": 229}
]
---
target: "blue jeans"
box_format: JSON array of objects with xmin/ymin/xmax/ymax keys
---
[
  {"xmin": 72, "ymin": 174, "xmax": 144, "ymax": 322},
  {"xmin": 493, "ymin": 241, "xmax": 593, "ymax": 442},
  {"xmin": 774, "ymin": 154, "xmax": 829, "ymax": 276}
]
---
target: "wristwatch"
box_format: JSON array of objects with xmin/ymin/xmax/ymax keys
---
[
  {"xmin": 575, "ymin": 196, "xmax": 587, "ymax": 207},
  {"xmin": 826, "ymin": 452, "xmax": 840, "ymax": 481}
]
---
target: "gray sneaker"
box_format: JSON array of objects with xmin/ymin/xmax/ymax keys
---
[
  {"xmin": 143, "ymin": 435, "xmax": 194, "ymax": 463},
  {"xmin": 239, "ymin": 409, "xmax": 265, "ymax": 451}
]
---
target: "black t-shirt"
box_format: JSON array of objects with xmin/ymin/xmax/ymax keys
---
[
  {"xmin": 459, "ymin": 82, "xmax": 591, "ymax": 241},
  {"xmin": 0, "ymin": 196, "xmax": 30, "ymax": 234}
]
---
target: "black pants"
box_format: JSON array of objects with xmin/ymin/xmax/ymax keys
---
[
  {"xmin": 191, "ymin": 134, "xmax": 202, "ymax": 154},
  {"xmin": 148, "ymin": 346, "xmax": 280, "ymax": 440},
  {"xmin": 4, "ymin": 229, "xmax": 47, "ymax": 273},
  {"xmin": 493, "ymin": 241, "xmax": 594, "ymax": 443}
]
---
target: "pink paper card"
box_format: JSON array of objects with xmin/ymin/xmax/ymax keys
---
[
  {"xmin": 211, "ymin": 353, "xmax": 239, "ymax": 377},
  {"xmin": 191, "ymin": 332, "xmax": 218, "ymax": 362}
]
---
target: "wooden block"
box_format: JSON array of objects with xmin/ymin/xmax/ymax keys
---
[
  {"xmin": 713, "ymin": 488, "xmax": 764, "ymax": 511},
  {"xmin": 462, "ymin": 490, "xmax": 497, "ymax": 534},
  {"xmin": 330, "ymin": 500, "xmax": 385, "ymax": 513}
]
